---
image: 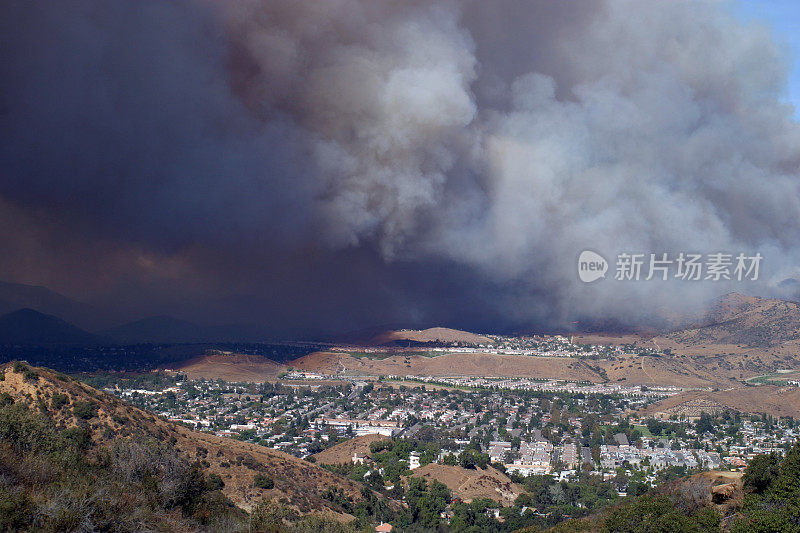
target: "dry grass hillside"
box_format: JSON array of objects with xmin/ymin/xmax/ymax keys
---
[
  {"xmin": 291, "ymin": 350, "xmax": 723, "ymax": 387},
  {"xmin": 371, "ymin": 327, "xmax": 494, "ymax": 346},
  {"xmin": 638, "ymin": 293, "xmax": 800, "ymax": 382},
  {"xmin": 408, "ymin": 464, "xmax": 523, "ymax": 506},
  {"xmin": 0, "ymin": 362, "xmax": 387, "ymax": 517},
  {"xmin": 313, "ymin": 434, "xmax": 387, "ymax": 465},
  {"xmin": 639, "ymin": 384, "xmax": 800, "ymax": 419},
  {"xmin": 292, "ymin": 351, "xmax": 603, "ymax": 380},
  {"xmin": 658, "ymin": 293, "xmax": 800, "ymax": 350},
  {"xmin": 170, "ymin": 352, "xmax": 286, "ymax": 382}
]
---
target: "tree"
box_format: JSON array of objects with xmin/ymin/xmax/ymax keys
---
[
  {"xmin": 742, "ymin": 453, "xmax": 780, "ymax": 495},
  {"xmin": 695, "ymin": 412, "xmax": 715, "ymax": 435}
]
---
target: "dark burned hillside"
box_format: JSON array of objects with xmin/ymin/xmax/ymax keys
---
[{"xmin": 0, "ymin": 362, "xmax": 396, "ymax": 532}]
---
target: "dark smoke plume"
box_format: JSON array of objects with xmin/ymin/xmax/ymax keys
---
[{"xmin": 2, "ymin": 0, "xmax": 800, "ymax": 335}]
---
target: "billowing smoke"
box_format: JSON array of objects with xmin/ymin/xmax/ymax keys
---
[{"xmin": 2, "ymin": 0, "xmax": 800, "ymax": 335}]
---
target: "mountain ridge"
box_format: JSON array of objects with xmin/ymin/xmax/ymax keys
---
[{"xmin": 0, "ymin": 308, "xmax": 108, "ymax": 345}]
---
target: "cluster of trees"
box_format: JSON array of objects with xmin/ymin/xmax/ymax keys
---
[
  {"xmin": 734, "ymin": 443, "xmax": 800, "ymax": 531},
  {"xmin": 546, "ymin": 442, "xmax": 800, "ymax": 532}
]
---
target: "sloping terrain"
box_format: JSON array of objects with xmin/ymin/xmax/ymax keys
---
[
  {"xmin": 0, "ymin": 362, "xmax": 385, "ymax": 516},
  {"xmin": 0, "ymin": 308, "xmax": 107, "ymax": 344},
  {"xmin": 0, "ymin": 280, "xmax": 108, "ymax": 330},
  {"xmin": 699, "ymin": 293, "xmax": 765, "ymax": 325},
  {"xmin": 371, "ymin": 327, "xmax": 495, "ymax": 346},
  {"xmin": 660, "ymin": 293, "xmax": 800, "ymax": 348},
  {"xmin": 290, "ymin": 350, "xmax": 721, "ymax": 386},
  {"xmin": 292, "ymin": 350, "xmax": 604, "ymax": 380},
  {"xmin": 639, "ymin": 385, "xmax": 800, "ymax": 419},
  {"xmin": 313, "ymin": 434, "xmax": 388, "ymax": 465},
  {"xmin": 170, "ymin": 351, "xmax": 286, "ymax": 382},
  {"xmin": 289, "ymin": 295, "xmax": 800, "ymax": 390},
  {"xmin": 409, "ymin": 464, "xmax": 523, "ymax": 506}
]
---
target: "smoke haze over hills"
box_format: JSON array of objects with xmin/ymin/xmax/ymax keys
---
[{"xmin": 2, "ymin": 0, "xmax": 800, "ymax": 336}]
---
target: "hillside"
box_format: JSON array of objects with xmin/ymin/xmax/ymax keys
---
[
  {"xmin": 170, "ymin": 351, "xmax": 286, "ymax": 382},
  {"xmin": 699, "ymin": 293, "xmax": 765, "ymax": 325},
  {"xmin": 290, "ymin": 350, "xmax": 721, "ymax": 387},
  {"xmin": 409, "ymin": 464, "xmax": 523, "ymax": 506},
  {"xmin": 0, "ymin": 308, "xmax": 107, "ymax": 344},
  {"xmin": 313, "ymin": 434, "xmax": 388, "ymax": 465},
  {"xmin": 0, "ymin": 362, "xmax": 391, "ymax": 520},
  {"xmin": 638, "ymin": 384, "xmax": 800, "ymax": 419},
  {"xmin": 0, "ymin": 280, "xmax": 108, "ymax": 330},
  {"xmin": 632, "ymin": 293, "xmax": 800, "ymax": 383},
  {"xmin": 660, "ymin": 293, "xmax": 800, "ymax": 348},
  {"xmin": 371, "ymin": 327, "xmax": 495, "ymax": 346}
]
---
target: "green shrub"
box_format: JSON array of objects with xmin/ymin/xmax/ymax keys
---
[
  {"xmin": 0, "ymin": 393, "xmax": 14, "ymax": 407},
  {"xmin": 72, "ymin": 401, "xmax": 96, "ymax": 420},
  {"xmin": 253, "ymin": 473, "xmax": 274, "ymax": 489},
  {"xmin": 62, "ymin": 426, "xmax": 92, "ymax": 450},
  {"xmin": 0, "ymin": 487, "xmax": 34, "ymax": 531},
  {"xmin": 51, "ymin": 393, "xmax": 69, "ymax": 410},
  {"xmin": 22, "ymin": 370, "xmax": 39, "ymax": 383},
  {"xmin": 206, "ymin": 473, "xmax": 225, "ymax": 490}
]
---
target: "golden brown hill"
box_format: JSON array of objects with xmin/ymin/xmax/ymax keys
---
[
  {"xmin": 0, "ymin": 362, "xmax": 387, "ymax": 516},
  {"xmin": 573, "ymin": 294, "xmax": 800, "ymax": 386},
  {"xmin": 633, "ymin": 293, "xmax": 800, "ymax": 382},
  {"xmin": 313, "ymin": 434, "xmax": 388, "ymax": 465},
  {"xmin": 701, "ymin": 292, "xmax": 766, "ymax": 325},
  {"xmin": 408, "ymin": 464, "xmax": 523, "ymax": 506},
  {"xmin": 659, "ymin": 293, "xmax": 800, "ymax": 349},
  {"xmin": 290, "ymin": 350, "xmax": 721, "ymax": 387},
  {"xmin": 293, "ymin": 350, "xmax": 602, "ymax": 380},
  {"xmin": 169, "ymin": 351, "xmax": 286, "ymax": 382},
  {"xmin": 639, "ymin": 385, "xmax": 800, "ymax": 419},
  {"xmin": 371, "ymin": 327, "xmax": 494, "ymax": 346}
]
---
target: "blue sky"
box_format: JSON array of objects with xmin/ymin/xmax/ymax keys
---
[{"xmin": 735, "ymin": 0, "xmax": 800, "ymax": 116}]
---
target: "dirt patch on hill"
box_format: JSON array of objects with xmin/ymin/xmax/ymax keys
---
[
  {"xmin": 409, "ymin": 464, "xmax": 523, "ymax": 506},
  {"xmin": 313, "ymin": 434, "xmax": 388, "ymax": 465}
]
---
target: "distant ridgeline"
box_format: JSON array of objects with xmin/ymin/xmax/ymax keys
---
[{"xmin": 0, "ymin": 342, "xmax": 320, "ymax": 373}]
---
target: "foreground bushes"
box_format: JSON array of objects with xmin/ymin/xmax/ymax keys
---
[
  {"xmin": 0, "ymin": 402, "xmax": 245, "ymax": 532},
  {"xmin": 0, "ymin": 399, "xmax": 381, "ymax": 532}
]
